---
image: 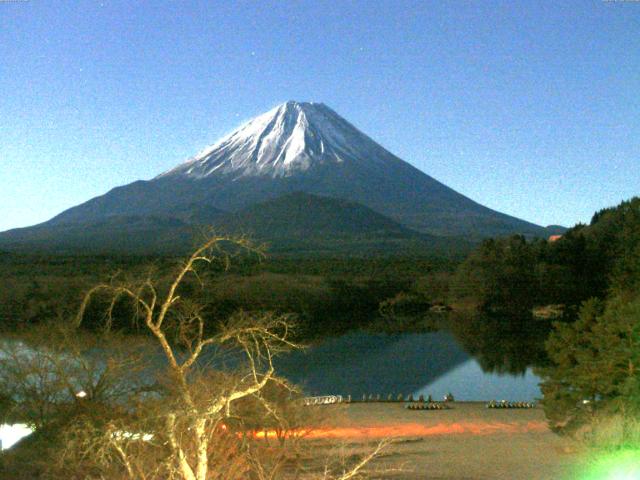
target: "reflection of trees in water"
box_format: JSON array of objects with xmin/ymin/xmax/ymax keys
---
[
  {"xmin": 447, "ymin": 311, "xmax": 552, "ymax": 375},
  {"xmin": 275, "ymin": 331, "xmax": 469, "ymax": 396}
]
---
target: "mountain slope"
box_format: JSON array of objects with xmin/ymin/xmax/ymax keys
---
[
  {"xmin": 215, "ymin": 192, "xmax": 469, "ymax": 255},
  {"xmin": 0, "ymin": 193, "xmax": 471, "ymax": 256},
  {"xmin": 0, "ymin": 216, "xmax": 194, "ymax": 255},
  {"xmin": 221, "ymin": 192, "xmax": 419, "ymax": 239},
  {"xmin": 39, "ymin": 101, "xmax": 547, "ymax": 239}
]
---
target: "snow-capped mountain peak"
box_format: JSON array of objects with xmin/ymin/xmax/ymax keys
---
[
  {"xmin": 159, "ymin": 101, "xmax": 392, "ymax": 179},
  {"xmin": 9, "ymin": 101, "xmax": 550, "ymax": 243}
]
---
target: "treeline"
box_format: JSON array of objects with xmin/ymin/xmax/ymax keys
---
[
  {"xmin": 426, "ymin": 197, "xmax": 640, "ymax": 382},
  {"xmin": 450, "ymin": 197, "xmax": 640, "ymax": 315},
  {"xmin": 0, "ymin": 253, "xmax": 176, "ymax": 331},
  {"xmin": 4, "ymin": 196, "xmax": 637, "ymax": 355},
  {"xmin": 449, "ymin": 196, "xmax": 640, "ymax": 437},
  {"xmin": 535, "ymin": 198, "xmax": 640, "ymax": 436},
  {"xmin": 0, "ymin": 252, "xmax": 455, "ymax": 339}
]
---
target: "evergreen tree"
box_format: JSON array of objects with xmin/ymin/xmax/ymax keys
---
[
  {"xmin": 451, "ymin": 235, "xmax": 538, "ymax": 313},
  {"xmin": 538, "ymin": 295, "xmax": 640, "ymax": 433}
]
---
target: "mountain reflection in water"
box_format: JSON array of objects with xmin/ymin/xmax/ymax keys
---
[
  {"xmin": 276, "ymin": 328, "xmax": 543, "ymax": 401},
  {"xmin": 417, "ymin": 361, "xmax": 541, "ymax": 401}
]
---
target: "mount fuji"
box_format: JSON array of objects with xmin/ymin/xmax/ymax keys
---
[{"xmin": 0, "ymin": 101, "xmax": 554, "ymax": 254}]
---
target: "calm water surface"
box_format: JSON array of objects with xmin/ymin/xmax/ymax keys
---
[
  {"xmin": 1, "ymin": 329, "xmax": 543, "ymax": 450},
  {"xmin": 276, "ymin": 331, "xmax": 541, "ymax": 401}
]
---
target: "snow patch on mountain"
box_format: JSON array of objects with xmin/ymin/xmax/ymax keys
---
[{"xmin": 158, "ymin": 101, "xmax": 396, "ymax": 179}]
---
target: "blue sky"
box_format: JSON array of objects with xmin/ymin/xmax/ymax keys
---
[{"xmin": 1, "ymin": 0, "xmax": 638, "ymax": 232}]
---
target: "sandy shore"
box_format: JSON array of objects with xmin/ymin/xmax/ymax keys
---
[{"xmin": 308, "ymin": 402, "xmax": 584, "ymax": 480}]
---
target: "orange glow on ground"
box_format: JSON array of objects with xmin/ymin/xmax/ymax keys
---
[{"xmin": 251, "ymin": 421, "xmax": 548, "ymax": 440}]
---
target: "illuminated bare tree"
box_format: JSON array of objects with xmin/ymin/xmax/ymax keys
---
[
  {"xmin": 69, "ymin": 236, "xmax": 299, "ymax": 480},
  {"xmin": 1, "ymin": 236, "xmax": 389, "ymax": 479}
]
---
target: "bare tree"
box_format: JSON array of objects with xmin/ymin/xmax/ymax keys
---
[
  {"xmin": 3, "ymin": 235, "xmax": 389, "ymax": 479},
  {"xmin": 0, "ymin": 323, "xmax": 148, "ymax": 430},
  {"xmin": 64, "ymin": 236, "xmax": 299, "ymax": 479}
]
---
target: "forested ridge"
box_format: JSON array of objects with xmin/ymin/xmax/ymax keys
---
[
  {"xmin": 450, "ymin": 197, "xmax": 640, "ymax": 314},
  {"xmin": 450, "ymin": 196, "xmax": 640, "ymax": 437},
  {"xmin": 0, "ymin": 250, "xmax": 458, "ymax": 339},
  {"xmin": 3, "ymin": 197, "xmax": 637, "ymax": 343}
]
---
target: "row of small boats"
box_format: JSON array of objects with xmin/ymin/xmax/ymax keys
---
[
  {"xmin": 406, "ymin": 402, "xmax": 450, "ymax": 410},
  {"xmin": 486, "ymin": 400, "xmax": 536, "ymax": 409}
]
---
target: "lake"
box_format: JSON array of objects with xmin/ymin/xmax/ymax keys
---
[
  {"xmin": 0, "ymin": 328, "xmax": 543, "ymax": 451},
  {"xmin": 276, "ymin": 330, "xmax": 542, "ymax": 401},
  {"xmin": 0, "ymin": 424, "xmax": 32, "ymax": 451}
]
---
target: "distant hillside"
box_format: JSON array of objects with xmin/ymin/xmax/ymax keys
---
[
  {"xmin": 451, "ymin": 196, "xmax": 640, "ymax": 313},
  {"xmin": 222, "ymin": 192, "xmax": 415, "ymax": 239},
  {"xmin": 0, "ymin": 216, "xmax": 194, "ymax": 255},
  {"xmin": 214, "ymin": 192, "xmax": 471, "ymax": 256},
  {"xmin": 0, "ymin": 193, "xmax": 473, "ymax": 257}
]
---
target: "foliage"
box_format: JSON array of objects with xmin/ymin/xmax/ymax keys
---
[
  {"xmin": 580, "ymin": 414, "xmax": 640, "ymax": 452},
  {"xmin": 450, "ymin": 197, "xmax": 640, "ymax": 315},
  {"xmin": 532, "ymin": 199, "xmax": 640, "ymax": 436},
  {"xmin": 0, "ymin": 236, "xmax": 388, "ymax": 480},
  {"xmin": 450, "ymin": 235, "xmax": 539, "ymax": 314},
  {"xmin": 0, "ymin": 325, "xmax": 148, "ymax": 430},
  {"xmin": 379, "ymin": 292, "xmax": 432, "ymax": 320},
  {"xmin": 0, "ymin": 250, "xmax": 456, "ymax": 339},
  {"xmin": 537, "ymin": 294, "xmax": 640, "ymax": 434}
]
